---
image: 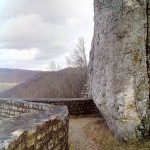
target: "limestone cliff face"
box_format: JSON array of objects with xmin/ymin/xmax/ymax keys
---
[{"xmin": 89, "ymin": 0, "xmax": 150, "ymax": 140}]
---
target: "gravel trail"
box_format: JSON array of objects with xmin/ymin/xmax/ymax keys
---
[{"xmin": 69, "ymin": 117, "xmax": 101, "ymax": 150}]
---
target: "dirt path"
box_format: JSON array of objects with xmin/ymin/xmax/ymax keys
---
[{"xmin": 69, "ymin": 117, "xmax": 101, "ymax": 150}]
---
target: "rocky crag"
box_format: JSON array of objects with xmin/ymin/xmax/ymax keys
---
[{"xmin": 89, "ymin": 0, "xmax": 150, "ymax": 140}]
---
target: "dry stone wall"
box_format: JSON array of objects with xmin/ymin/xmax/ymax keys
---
[
  {"xmin": 89, "ymin": 0, "xmax": 150, "ymax": 140},
  {"xmin": 24, "ymin": 98, "xmax": 99, "ymax": 116},
  {"xmin": 0, "ymin": 100, "xmax": 42, "ymax": 118},
  {"xmin": 0, "ymin": 99, "xmax": 69, "ymax": 150},
  {"xmin": 0, "ymin": 98, "xmax": 98, "ymax": 150}
]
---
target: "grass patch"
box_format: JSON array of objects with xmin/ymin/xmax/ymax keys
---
[
  {"xmin": 84, "ymin": 117, "xmax": 150, "ymax": 150},
  {"xmin": 68, "ymin": 143, "xmax": 74, "ymax": 150}
]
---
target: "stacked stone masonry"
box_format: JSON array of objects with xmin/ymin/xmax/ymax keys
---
[
  {"xmin": 25, "ymin": 98, "xmax": 99, "ymax": 116},
  {"xmin": 0, "ymin": 98, "xmax": 99, "ymax": 150},
  {"xmin": 0, "ymin": 99, "xmax": 69, "ymax": 150}
]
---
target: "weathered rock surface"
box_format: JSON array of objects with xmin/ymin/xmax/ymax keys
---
[{"xmin": 89, "ymin": 0, "xmax": 150, "ymax": 140}]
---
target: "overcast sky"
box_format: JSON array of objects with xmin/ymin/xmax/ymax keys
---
[{"xmin": 0, "ymin": 0, "xmax": 94, "ymax": 70}]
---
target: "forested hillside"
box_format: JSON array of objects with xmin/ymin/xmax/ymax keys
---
[
  {"xmin": 0, "ymin": 68, "xmax": 40, "ymax": 92},
  {"xmin": 0, "ymin": 68, "xmax": 86, "ymax": 98}
]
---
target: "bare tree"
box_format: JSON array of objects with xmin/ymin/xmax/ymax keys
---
[
  {"xmin": 66, "ymin": 37, "xmax": 88, "ymax": 96},
  {"xmin": 49, "ymin": 60, "xmax": 61, "ymax": 71},
  {"xmin": 66, "ymin": 37, "xmax": 87, "ymax": 68}
]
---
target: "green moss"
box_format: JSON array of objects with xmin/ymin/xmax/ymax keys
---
[
  {"xmin": 133, "ymin": 52, "xmax": 139, "ymax": 63},
  {"xmin": 137, "ymin": 115, "xmax": 150, "ymax": 138}
]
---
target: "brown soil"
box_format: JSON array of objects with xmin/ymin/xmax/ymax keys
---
[
  {"xmin": 69, "ymin": 117, "xmax": 101, "ymax": 150},
  {"xmin": 69, "ymin": 117, "xmax": 150, "ymax": 150}
]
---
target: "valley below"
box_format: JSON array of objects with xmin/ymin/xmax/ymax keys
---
[{"xmin": 0, "ymin": 82, "xmax": 17, "ymax": 92}]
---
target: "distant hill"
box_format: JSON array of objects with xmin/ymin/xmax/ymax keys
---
[
  {"xmin": 0, "ymin": 68, "xmax": 86, "ymax": 98},
  {"xmin": 0, "ymin": 68, "xmax": 40, "ymax": 92},
  {"xmin": 0, "ymin": 68, "xmax": 40, "ymax": 83}
]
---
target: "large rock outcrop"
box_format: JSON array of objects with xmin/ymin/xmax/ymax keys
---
[{"xmin": 89, "ymin": 0, "xmax": 150, "ymax": 140}]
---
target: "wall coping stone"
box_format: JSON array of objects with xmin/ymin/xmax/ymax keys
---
[{"xmin": 0, "ymin": 99, "xmax": 69, "ymax": 150}]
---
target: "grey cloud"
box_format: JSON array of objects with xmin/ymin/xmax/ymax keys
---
[
  {"xmin": 0, "ymin": 0, "xmax": 93, "ymax": 65},
  {"xmin": 0, "ymin": 0, "xmax": 92, "ymax": 24},
  {"xmin": 0, "ymin": 59, "xmax": 50, "ymax": 71},
  {"xmin": 34, "ymin": 47, "xmax": 68, "ymax": 60}
]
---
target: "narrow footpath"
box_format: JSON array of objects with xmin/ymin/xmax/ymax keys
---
[{"xmin": 69, "ymin": 117, "xmax": 101, "ymax": 150}]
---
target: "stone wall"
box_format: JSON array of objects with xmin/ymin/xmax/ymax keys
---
[
  {"xmin": 0, "ymin": 99, "xmax": 69, "ymax": 150},
  {"xmin": 24, "ymin": 98, "xmax": 99, "ymax": 116},
  {"xmin": 0, "ymin": 100, "xmax": 42, "ymax": 118},
  {"xmin": 89, "ymin": 0, "xmax": 150, "ymax": 140},
  {"xmin": 0, "ymin": 98, "xmax": 98, "ymax": 149}
]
